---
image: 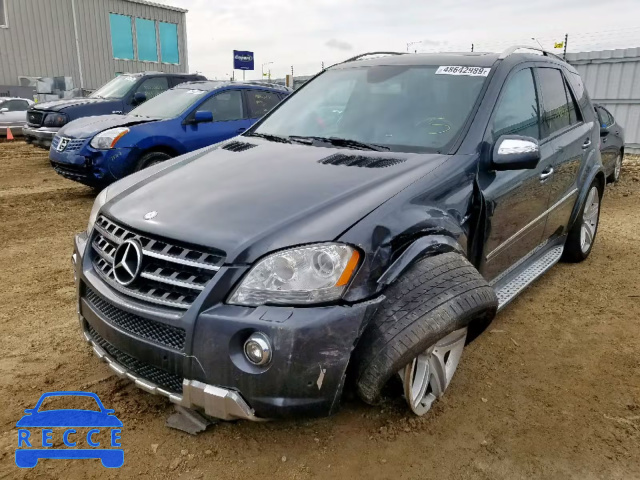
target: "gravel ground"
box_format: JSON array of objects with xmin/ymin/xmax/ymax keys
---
[{"xmin": 0, "ymin": 141, "xmax": 639, "ymax": 479}]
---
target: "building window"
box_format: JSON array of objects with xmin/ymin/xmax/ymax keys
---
[
  {"xmin": 159, "ymin": 22, "xmax": 179, "ymax": 64},
  {"xmin": 0, "ymin": 0, "xmax": 7, "ymax": 28},
  {"xmin": 135, "ymin": 18, "xmax": 158, "ymax": 62},
  {"xmin": 109, "ymin": 14, "xmax": 134, "ymax": 60}
]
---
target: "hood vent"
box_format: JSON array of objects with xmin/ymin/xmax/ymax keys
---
[
  {"xmin": 222, "ymin": 141, "xmax": 257, "ymax": 152},
  {"xmin": 318, "ymin": 153, "xmax": 406, "ymax": 168}
]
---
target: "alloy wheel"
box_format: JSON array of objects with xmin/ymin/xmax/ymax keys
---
[
  {"xmin": 400, "ymin": 327, "xmax": 467, "ymax": 416},
  {"xmin": 580, "ymin": 186, "xmax": 600, "ymax": 254}
]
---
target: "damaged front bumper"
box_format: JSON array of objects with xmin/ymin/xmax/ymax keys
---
[{"xmin": 73, "ymin": 232, "xmax": 381, "ymax": 421}]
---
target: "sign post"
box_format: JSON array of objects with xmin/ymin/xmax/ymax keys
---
[{"xmin": 233, "ymin": 50, "xmax": 255, "ymax": 81}]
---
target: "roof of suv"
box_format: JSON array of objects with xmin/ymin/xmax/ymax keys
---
[
  {"xmin": 333, "ymin": 50, "xmax": 568, "ymax": 69},
  {"xmin": 175, "ymin": 80, "xmax": 291, "ymax": 93},
  {"xmin": 119, "ymin": 71, "xmax": 205, "ymax": 78}
]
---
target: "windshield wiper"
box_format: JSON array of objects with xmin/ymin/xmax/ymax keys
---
[
  {"xmin": 289, "ymin": 136, "xmax": 389, "ymax": 152},
  {"xmin": 246, "ymin": 132, "xmax": 291, "ymax": 144}
]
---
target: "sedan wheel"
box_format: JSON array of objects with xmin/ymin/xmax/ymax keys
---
[
  {"xmin": 613, "ymin": 154, "xmax": 622, "ymax": 182},
  {"xmin": 580, "ymin": 186, "xmax": 600, "ymax": 254},
  {"xmin": 400, "ymin": 327, "xmax": 467, "ymax": 416}
]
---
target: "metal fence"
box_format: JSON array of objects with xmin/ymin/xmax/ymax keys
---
[{"xmin": 567, "ymin": 48, "xmax": 640, "ymax": 154}]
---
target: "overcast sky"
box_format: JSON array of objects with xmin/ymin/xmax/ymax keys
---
[{"xmin": 154, "ymin": 0, "xmax": 640, "ymax": 80}]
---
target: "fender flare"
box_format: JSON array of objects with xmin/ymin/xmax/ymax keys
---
[
  {"xmin": 568, "ymin": 164, "xmax": 606, "ymax": 229},
  {"xmin": 376, "ymin": 235, "xmax": 465, "ymax": 289}
]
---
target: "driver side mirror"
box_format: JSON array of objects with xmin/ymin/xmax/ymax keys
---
[
  {"xmin": 193, "ymin": 110, "xmax": 213, "ymax": 123},
  {"xmin": 492, "ymin": 135, "xmax": 540, "ymax": 171},
  {"xmin": 0, "ymin": 108, "xmax": 8, "ymax": 113},
  {"xmin": 132, "ymin": 92, "xmax": 147, "ymax": 105}
]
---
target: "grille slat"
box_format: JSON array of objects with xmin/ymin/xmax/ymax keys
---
[
  {"xmin": 87, "ymin": 324, "xmax": 184, "ymax": 394},
  {"xmin": 90, "ymin": 216, "xmax": 224, "ymax": 310},
  {"xmin": 85, "ymin": 288, "xmax": 186, "ymax": 350}
]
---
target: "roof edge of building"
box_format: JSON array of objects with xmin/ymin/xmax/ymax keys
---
[{"xmin": 124, "ymin": 0, "xmax": 188, "ymax": 13}]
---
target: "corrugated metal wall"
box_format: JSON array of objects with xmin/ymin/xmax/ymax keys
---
[
  {"xmin": 0, "ymin": 0, "xmax": 188, "ymax": 91},
  {"xmin": 567, "ymin": 48, "xmax": 640, "ymax": 154}
]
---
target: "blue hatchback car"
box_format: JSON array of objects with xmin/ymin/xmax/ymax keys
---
[{"xmin": 49, "ymin": 81, "xmax": 290, "ymax": 188}]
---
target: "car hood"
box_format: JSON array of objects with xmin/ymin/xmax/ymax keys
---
[
  {"xmin": 103, "ymin": 140, "xmax": 450, "ymax": 263},
  {"xmin": 31, "ymin": 97, "xmax": 111, "ymax": 112},
  {"xmin": 16, "ymin": 410, "xmax": 123, "ymax": 427},
  {"xmin": 59, "ymin": 114, "xmax": 158, "ymax": 138}
]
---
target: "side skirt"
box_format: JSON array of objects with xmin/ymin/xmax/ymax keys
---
[{"xmin": 491, "ymin": 237, "xmax": 566, "ymax": 312}]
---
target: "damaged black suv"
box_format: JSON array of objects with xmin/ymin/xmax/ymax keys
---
[{"xmin": 73, "ymin": 47, "xmax": 604, "ymax": 420}]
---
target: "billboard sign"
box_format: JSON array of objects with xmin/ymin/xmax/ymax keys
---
[{"xmin": 233, "ymin": 50, "xmax": 254, "ymax": 70}]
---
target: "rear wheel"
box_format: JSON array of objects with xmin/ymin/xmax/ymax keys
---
[
  {"xmin": 562, "ymin": 180, "xmax": 602, "ymax": 262},
  {"xmin": 608, "ymin": 152, "xmax": 622, "ymax": 183},
  {"xmin": 135, "ymin": 151, "xmax": 172, "ymax": 171}
]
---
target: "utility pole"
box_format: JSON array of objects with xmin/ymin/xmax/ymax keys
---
[
  {"xmin": 321, "ymin": 61, "xmax": 325, "ymax": 70},
  {"xmin": 563, "ymin": 33, "xmax": 568, "ymax": 60},
  {"xmin": 406, "ymin": 41, "xmax": 421, "ymax": 53},
  {"xmin": 291, "ymin": 65, "xmax": 294, "ymax": 76},
  {"xmin": 471, "ymin": 43, "xmax": 474, "ymax": 52}
]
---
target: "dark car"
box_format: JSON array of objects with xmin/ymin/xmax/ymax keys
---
[
  {"xmin": 594, "ymin": 104, "xmax": 625, "ymax": 182},
  {"xmin": 49, "ymin": 81, "xmax": 290, "ymax": 188},
  {"xmin": 72, "ymin": 47, "xmax": 605, "ymax": 421},
  {"xmin": 23, "ymin": 72, "xmax": 206, "ymax": 149}
]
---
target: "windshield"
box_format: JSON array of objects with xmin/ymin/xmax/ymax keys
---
[
  {"xmin": 130, "ymin": 88, "xmax": 208, "ymax": 119},
  {"xmin": 254, "ymin": 65, "xmax": 488, "ymax": 153},
  {"xmin": 90, "ymin": 75, "xmax": 138, "ymax": 99}
]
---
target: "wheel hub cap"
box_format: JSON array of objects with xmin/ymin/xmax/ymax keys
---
[
  {"xmin": 400, "ymin": 327, "xmax": 468, "ymax": 416},
  {"xmin": 580, "ymin": 186, "xmax": 600, "ymax": 254}
]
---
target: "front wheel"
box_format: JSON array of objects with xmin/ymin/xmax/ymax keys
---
[
  {"xmin": 353, "ymin": 252, "xmax": 498, "ymax": 414},
  {"xmin": 562, "ymin": 181, "xmax": 602, "ymax": 263},
  {"xmin": 135, "ymin": 151, "xmax": 172, "ymax": 172}
]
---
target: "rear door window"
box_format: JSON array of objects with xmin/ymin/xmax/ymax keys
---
[
  {"xmin": 491, "ymin": 68, "xmax": 541, "ymax": 140},
  {"xmin": 246, "ymin": 90, "xmax": 281, "ymax": 118},
  {"xmin": 537, "ymin": 68, "xmax": 572, "ymax": 137},
  {"xmin": 197, "ymin": 90, "xmax": 244, "ymax": 122}
]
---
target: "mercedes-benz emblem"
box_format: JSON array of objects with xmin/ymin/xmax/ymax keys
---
[
  {"xmin": 112, "ymin": 239, "xmax": 143, "ymax": 286},
  {"xmin": 144, "ymin": 211, "xmax": 157, "ymax": 220}
]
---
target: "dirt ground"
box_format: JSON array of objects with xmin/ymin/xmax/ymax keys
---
[{"xmin": 0, "ymin": 140, "xmax": 638, "ymax": 480}]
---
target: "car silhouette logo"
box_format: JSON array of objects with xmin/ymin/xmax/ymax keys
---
[{"xmin": 15, "ymin": 391, "xmax": 124, "ymax": 468}]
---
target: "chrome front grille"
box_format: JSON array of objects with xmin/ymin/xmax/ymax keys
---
[
  {"xmin": 91, "ymin": 215, "xmax": 224, "ymax": 309},
  {"xmin": 52, "ymin": 136, "xmax": 85, "ymax": 152}
]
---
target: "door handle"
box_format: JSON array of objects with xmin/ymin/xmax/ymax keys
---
[
  {"xmin": 582, "ymin": 138, "xmax": 592, "ymax": 149},
  {"xmin": 236, "ymin": 128, "xmax": 246, "ymax": 134},
  {"xmin": 540, "ymin": 167, "xmax": 554, "ymax": 181}
]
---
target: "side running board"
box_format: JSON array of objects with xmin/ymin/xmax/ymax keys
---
[{"xmin": 495, "ymin": 245, "xmax": 564, "ymax": 311}]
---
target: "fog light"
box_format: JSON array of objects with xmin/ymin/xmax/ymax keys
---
[{"xmin": 243, "ymin": 332, "xmax": 272, "ymax": 366}]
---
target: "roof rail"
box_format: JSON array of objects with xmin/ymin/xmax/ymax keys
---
[
  {"xmin": 244, "ymin": 81, "xmax": 292, "ymax": 91},
  {"xmin": 340, "ymin": 51, "xmax": 407, "ymax": 64},
  {"xmin": 499, "ymin": 45, "xmax": 564, "ymax": 61}
]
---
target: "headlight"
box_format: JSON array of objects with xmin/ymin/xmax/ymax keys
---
[
  {"xmin": 87, "ymin": 187, "xmax": 109, "ymax": 234},
  {"xmin": 43, "ymin": 113, "xmax": 69, "ymax": 127},
  {"xmin": 90, "ymin": 127, "xmax": 130, "ymax": 150},
  {"xmin": 228, "ymin": 243, "xmax": 360, "ymax": 306}
]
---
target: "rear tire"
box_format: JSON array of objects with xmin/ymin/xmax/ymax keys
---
[
  {"xmin": 353, "ymin": 252, "xmax": 498, "ymax": 410},
  {"xmin": 562, "ymin": 179, "xmax": 602, "ymax": 263},
  {"xmin": 135, "ymin": 151, "xmax": 172, "ymax": 172},
  {"xmin": 607, "ymin": 152, "xmax": 622, "ymax": 183}
]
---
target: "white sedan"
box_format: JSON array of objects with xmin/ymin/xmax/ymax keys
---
[{"xmin": 0, "ymin": 97, "xmax": 34, "ymax": 136}]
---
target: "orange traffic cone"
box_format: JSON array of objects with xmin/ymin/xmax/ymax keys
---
[{"xmin": 6, "ymin": 127, "xmax": 14, "ymax": 141}]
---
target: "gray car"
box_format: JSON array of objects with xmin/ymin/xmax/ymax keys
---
[
  {"xmin": 595, "ymin": 104, "xmax": 625, "ymax": 183},
  {"xmin": 0, "ymin": 97, "xmax": 34, "ymax": 136}
]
